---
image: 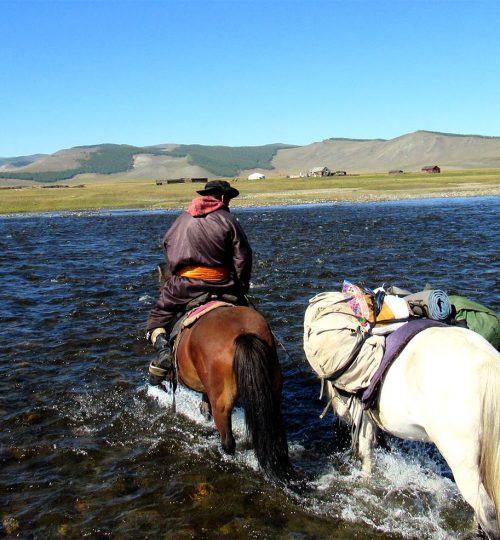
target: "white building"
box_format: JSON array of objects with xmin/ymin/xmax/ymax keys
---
[{"xmin": 248, "ymin": 172, "xmax": 265, "ymax": 180}]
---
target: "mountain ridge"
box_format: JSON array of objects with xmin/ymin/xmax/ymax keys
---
[{"xmin": 2, "ymin": 131, "xmax": 500, "ymax": 183}]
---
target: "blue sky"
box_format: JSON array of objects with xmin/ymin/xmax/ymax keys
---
[{"xmin": 1, "ymin": 0, "xmax": 500, "ymax": 156}]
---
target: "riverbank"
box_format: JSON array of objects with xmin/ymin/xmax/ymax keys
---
[
  {"xmin": 1, "ymin": 169, "xmax": 499, "ymax": 214},
  {"xmin": 234, "ymin": 183, "xmax": 500, "ymax": 207}
]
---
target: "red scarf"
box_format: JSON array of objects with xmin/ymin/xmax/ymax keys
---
[{"xmin": 186, "ymin": 196, "xmax": 226, "ymax": 217}]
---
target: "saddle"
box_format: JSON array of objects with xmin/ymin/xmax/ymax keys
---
[{"xmin": 168, "ymin": 293, "xmax": 242, "ymax": 355}]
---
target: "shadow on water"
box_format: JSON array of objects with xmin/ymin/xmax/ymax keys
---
[{"xmin": 0, "ymin": 197, "xmax": 498, "ymax": 538}]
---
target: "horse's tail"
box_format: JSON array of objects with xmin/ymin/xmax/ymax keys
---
[
  {"xmin": 233, "ymin": 333, "xmax": 293, "ymax": 483},
  {"xmin": 479, "ymin": 357, "xmax": 500, "ymax": 525}
]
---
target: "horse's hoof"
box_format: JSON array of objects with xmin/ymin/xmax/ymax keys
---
[
  {"xmin": 221, "ymin": 439, "xmax": 236, "ymax": 455},
  {"xmin": 199, "ymin": 401, "xmax": 212, "ymax": 420}
]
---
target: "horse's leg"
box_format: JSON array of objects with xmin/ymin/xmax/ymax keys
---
[
  {"xmin": 414, "ymin": 400, "xmax": 499, "ymax": 536},
  {"xmin": 424, "ymin": 409, "xmax": 499, "ymax": 537},
  {"xmin": 439, "ymin": 454, "xmax": 499, "ymax": 539},
  {"xmin": 203, "ymin": 374, "xmax": 237, "ymax": 455},
  {"xmin": 448, "ymin": 461, "xmax": 498, "ymax": 539},
  {"xmin": 199, "ymin": 393, "xmax": 212, "ymax": 420},
  {"xmin": 211, "ymin": 400, "xmax": 236, "ymax": 455},
  {"xmin": 343, "ymin": 393, "xmax": 376, "ymax": 475},
  {"xmin": 358, "ymin": 415, "xmax": 376, "ymax": 475}
]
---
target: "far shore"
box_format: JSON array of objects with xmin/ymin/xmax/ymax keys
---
[
  {"xmin": 233, "ymin": 184, "xmax": 500, "ymax": 207},
  {"xmin": 1, "ymin": 170, "xmax": 499, "ymax": 215}
]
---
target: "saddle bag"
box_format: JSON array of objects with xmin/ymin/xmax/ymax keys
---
[{"xmin": 304, "ymin": 292, "xmax": 385, "ymax": 393}]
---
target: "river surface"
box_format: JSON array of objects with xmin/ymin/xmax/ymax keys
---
[{"xmin": 1, "ymin": 197, "xmax": 499, "ymax": 539}]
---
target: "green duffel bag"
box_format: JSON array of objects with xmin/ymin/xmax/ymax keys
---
[{"xmin": 449, "ymin": 295, "xmax": 500, "ymax": 350}]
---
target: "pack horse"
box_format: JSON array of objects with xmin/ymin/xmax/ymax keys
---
[{"xmin": 304, "ymin": 312, "xmax": 500, "ymax": 538}]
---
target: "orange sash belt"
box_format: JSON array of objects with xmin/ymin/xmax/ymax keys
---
[{"xmin": 176, "ymin": 265, "xmax": 229, "ymax": 281}]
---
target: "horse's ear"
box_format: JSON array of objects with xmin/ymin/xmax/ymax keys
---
[{"xmin": 157, "ymin": 263, "xmax": 171, "ymax": 286}]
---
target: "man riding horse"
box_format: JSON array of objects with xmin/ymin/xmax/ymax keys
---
[{"xmin": 146, "ymin": 180, "xmax": 252, "ymax": 385}]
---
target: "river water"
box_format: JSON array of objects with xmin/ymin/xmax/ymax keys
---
[{"xmin": 1, "ymin": 197, "xmax": 498, "ymax": 539}]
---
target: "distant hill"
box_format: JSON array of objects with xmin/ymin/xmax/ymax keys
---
[
  {"xmin": 1, "ymin": 131, "xmax": 500, "ymax": 183},
  {"xmin": 271, "ymin": 131, "xmax": 500, "ymax": 174},
  {"xmin": 0, "ymin": 144, "xmax": 167, "ymax": 183},
  {"xmin": 0, "ymin": 154, "xmax": 46, "ymax": 169},
  {"xmin": 165, "ymin": 144, "xmax": 296, "ymax": 177},
  {"xmin": 0, "ymin": 143, "xmax": 295, "ymax": 183}
]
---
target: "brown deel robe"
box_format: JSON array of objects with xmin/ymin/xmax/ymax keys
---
[{"xmin": 147, "ymin": 196, "xmax": 252, "ymax": 331}]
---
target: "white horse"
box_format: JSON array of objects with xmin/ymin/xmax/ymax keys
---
[{"xmin": 319, "ymin": 326, "xmax": 500, "ymax": 539}]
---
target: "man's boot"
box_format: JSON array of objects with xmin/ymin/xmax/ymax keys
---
[{"xmin": 149, "ymin": 332, "xmax": 174, "ymax": 386}]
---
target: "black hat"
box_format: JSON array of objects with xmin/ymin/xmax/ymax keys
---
[{"xmin": 196, "ymin": 180, "xmax": 239, "ymax": 199}]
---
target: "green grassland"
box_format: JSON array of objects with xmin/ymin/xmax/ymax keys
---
[{"xmin": 1, "ymin": 169, "xmax": 499, "ymax": 214}]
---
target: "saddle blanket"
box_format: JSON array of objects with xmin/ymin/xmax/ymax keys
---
[
  {"xmin": 361, "ymin": 318, "xmax": 447, "ymax": 409},
  {"xmin": 182, "ymin": 300, "xmax": 234, "ymax": 328}
]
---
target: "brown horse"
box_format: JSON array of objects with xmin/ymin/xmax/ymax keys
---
[{"xmin": 174, "ymin": 303, "xmax": 293, "ymax": 482}]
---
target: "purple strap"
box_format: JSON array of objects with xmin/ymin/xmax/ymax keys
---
[{"xmin": 361, "ymin": 319, "xmax": 447, "ymax": 409}]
